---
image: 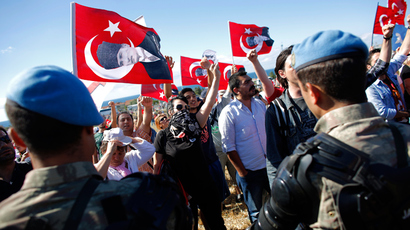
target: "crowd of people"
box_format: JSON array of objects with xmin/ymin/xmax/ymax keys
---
[{"xmin": 1, "ymin": 18, "xmax": 410, "ymax": 230}]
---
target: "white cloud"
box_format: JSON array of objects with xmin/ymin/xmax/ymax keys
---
[{"xmin": 1, "ymin": 46, "xmax": 13, "ymax": 54}]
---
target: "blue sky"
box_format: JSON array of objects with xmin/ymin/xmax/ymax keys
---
[{"xmin": 0, "ymin": 0, "xmax": 391, "ymax": 122}]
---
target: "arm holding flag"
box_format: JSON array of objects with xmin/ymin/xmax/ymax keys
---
[
  {"xmin": 164, "ymin": 56, "xmax": 175, "ymax": 100},
  {"xmin": 366, "ymin": 24, "xmax": 395, "ymax": 86},
  {"xmin": 247, "ymin": 49, "xmax": 275, "ymax": 98},
  {"xmin": 200, "ymin": 57, "xmax": 213, "ymax": 102},
  {"xmin": 380, "ymin": 24, "xmax": 395, "ymax": 63},
  {"xmin": 196, "ymin": 63, "xmax": 220, "ymax": 128},
  {"xmin": 137, "ymin": 96, "xmax": 153, "ymax": 140},
  {"xmin": 108, "ymin": 101, "xmax": 118, "ymax": 128}
]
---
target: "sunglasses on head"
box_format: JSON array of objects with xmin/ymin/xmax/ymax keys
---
[
  {"xmin": 159, "ymin": 116, "xmax": 167, "ymax": 122},
  {"xmin": 0, "ymin": 135, "xmax": 11, "ymax": 144},
  {"xmin": 175, "ymin": 104, "xmax": 189, "ymax": 111}
]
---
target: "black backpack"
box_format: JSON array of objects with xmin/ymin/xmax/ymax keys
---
[
  {"xmin": 24, "ymin": 173, "xmax": 192, "ymax": 230},
  {"xmin": 292, "ymin": 124, "xmax": 410, "ymax": 229}
]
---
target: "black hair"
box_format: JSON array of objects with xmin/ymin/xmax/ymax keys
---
[
  {"xmin": 229, "ymin": 70, "xmax": 247, "ymax": 95},
  {"xmin": 116, "ymin": 112, "xmax": 134, "ymax": 124},
  {"xmin": 167, "ymin": 95, "xmax": 189, "ymax": 116},
  {"xmin": 366, "ymin": 48, "xmax": 381, "ymax": 66},
  {"xmin": 0, "ymin": 126, "xmax": 8, "ymax": 137},
  {"xmin": 179, "ymin": 88, "xmax": 194, "ymax": 97},
  {"xmin": 5, "ymin": 99, "xmax": 84, "ymax": 157},
  {"xmin": 297, "ymin": 57, "xmax": 367, "ymax": 104}
]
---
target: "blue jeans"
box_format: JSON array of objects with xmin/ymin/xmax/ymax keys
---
[{"xmin": 236, "ymin": 168, "xmax": 270, "ymax": 223}]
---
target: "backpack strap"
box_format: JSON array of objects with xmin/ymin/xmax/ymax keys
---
[
  {"xmin": 62, "ymin": 176, "xmax": 101, "ymax": 230},
  {"xmin": 25, "ymin": 176, "xmax": 102, "ymax": 230},
  {"xmin": 273, "ymin": 98, "xmax": 288, "ymax": 136}
]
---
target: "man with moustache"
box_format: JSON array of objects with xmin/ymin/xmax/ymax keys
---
[
  {"xmin": 219, "ymin": 71, "xmax": 271, "ymax": 223},
  {"xmin": 0, "ymin": 126, "xmax": 32, "ymax": 202}
]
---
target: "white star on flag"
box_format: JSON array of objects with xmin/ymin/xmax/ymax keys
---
[
  {"xmin": 398, "ymin": 9, "xmax": 404, "ymax": 15},
  {"xmin": 159, "ymin": 92, "xmax": 165, "ymax": 98},
  {"xmin": 244, "ymin": 28, "xmax": 252, "ymax": 34},
  {"xmin": 196, "ymin": 79, "xmax": 202, "ymax": 84},
  {"xmin": 104, "ymin": 20, "xmax": 122, "ymax": 37}
]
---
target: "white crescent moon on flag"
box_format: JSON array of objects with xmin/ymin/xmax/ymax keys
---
[
  {"xmin": 153, "ymin": 84, "xmax": 158, "ymax": 90},
  {"xmin": 392, "ymin": 3, "xmax": 398, "ymax": 10},
  {"xmin": 379, "ymin": 14, "xmax": 388, "ymax": 27},
  {"xmin": 240, "ymin": 35, "xmax": 263, "ymax": 54},
  {"xmin": 223, "ymin": 66, "xmax": 232, "ymax": 81},
  {"xmin": 85, "ymin": 35, "xmax": 134, "ymax": 80},
  {"xmin": 392, "ymin": 3, "xmax": 400, "ymax": 17},
  {"xmin": 189, "ymin": 61, "xmax": 202, "ymax": 78}
]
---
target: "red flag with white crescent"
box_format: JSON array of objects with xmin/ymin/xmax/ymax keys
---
[
  {"xmin": 218, "ymin": 62, "xmax": 244, "ymax": 90},
  {"xmin": 229, "ymin": 21, "xmax": 274, "ymax": 57},
  {"xmin": 141, "ymin": 84, "xmax": 177, "ymax": 102},
  {"xmin": 71, "ymin": 3, "xmax": 172, "ymax": 84},
  {"xmin": 373, "ymin": 6, "xmax": 396, "ymax": 35},
  {"xmin": 388, "ymin": 0, "xmax": 407, "ymax": 25},
  {"xmin": 180, "ymin": 56, "xmax": 244, "ymax": 90},
  {"xmin": 180, "ymin": 56, "xmax": 208, "ymax": 87}
]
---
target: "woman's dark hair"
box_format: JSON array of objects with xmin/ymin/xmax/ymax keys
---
[{"xmin": 274, "ymin": 45, "xmax": 293, "ymax": 89}]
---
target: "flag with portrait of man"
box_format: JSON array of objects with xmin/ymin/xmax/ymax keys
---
[
  {"xmin": 71, "ymin": 3, "xmax": 172, "ymax": 84},
  {"xmin": 180, "ymin": 56, "xmax": 243, "ymax": 90},
  {"xmin": 229, "ymin": 21, "xmax": 274, "ymax": 57}
]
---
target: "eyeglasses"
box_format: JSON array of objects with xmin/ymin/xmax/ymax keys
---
[
  {"xmin": 159, "ymin": 116, "xmax": 167, "ymax": 122},
  {"xmin": 0, "ymin": 135, "xmax": 11, "ymax": 144},
  {"xmin": 175, "ymin": 104, "xmax": 189, "ymax": 111}
]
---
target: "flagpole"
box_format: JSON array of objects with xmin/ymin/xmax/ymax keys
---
[
  {"xmin": 371, "ymin": 2, "xmax": 379, "ymax": 48},
  {"xmin": 228, "ymin": 21, "xmax": 235, "ymax": 65},
  {"xmin": 70, "ymin": 2, "xmax": 78, "ymax": 77}
]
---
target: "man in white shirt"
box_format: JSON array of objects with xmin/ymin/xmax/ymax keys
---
[{"xmin": 219, "ymin": 70, "xmax": 270, "ymax": 223}]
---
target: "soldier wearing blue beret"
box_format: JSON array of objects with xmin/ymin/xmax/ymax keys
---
[{"xmin": 251, "ymin": 30, "xmax": 410, "ymax": 230}]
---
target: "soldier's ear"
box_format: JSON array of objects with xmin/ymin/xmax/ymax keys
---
[{"xmin": 305, "ymin": 83, "xmax": 321, "ymax": 106}]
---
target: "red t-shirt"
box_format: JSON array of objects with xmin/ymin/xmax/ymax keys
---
[{"xmin": 265, "ymin": 87, "xmax": 284, "ymax": 103}]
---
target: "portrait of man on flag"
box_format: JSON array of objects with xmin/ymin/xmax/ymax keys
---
[
  {"xmin": 229, "ymin": 21, "xmax": 274, "ymax": 57},
  {"xmin": 72, "ymin": 3, "xmax": 172, "ymax": 84}
]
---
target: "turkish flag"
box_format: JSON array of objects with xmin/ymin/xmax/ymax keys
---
[
  {"xmin": 373, "ymin": 6, "xmax": 396, "ymax": 35},
  {"xmin": 180, "ymin": 56, "xmax": 244, "ymax": 90},
  {"xmin": 180, "ymin": 56, "xmax": 208, "ymax": 87},
  {"xmin": 218, "ymin": 62, "xmax": 244, "ymax": 90},
  {"xmin": 388, "ymin": 0, "xmax": 407, "ymax": 25},
  {"xmin": 72, "ymin": 3, "xmax": 172, "ymax": 84},
  {"xmin": 141, "ymin": 83, "xmax": 178, "ymax": 102},
  {"xmin": 229, "ymin": 21, "xmax": 274, "ymax": 57}
]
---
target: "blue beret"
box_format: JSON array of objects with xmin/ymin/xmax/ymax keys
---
[
  {"xmin": 6, "ymin": 65, "xmax": 104, "ymax": 126},
  {"xmin": 292, "ymin": 30, "xmax": 368, "ymax": 72}
]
